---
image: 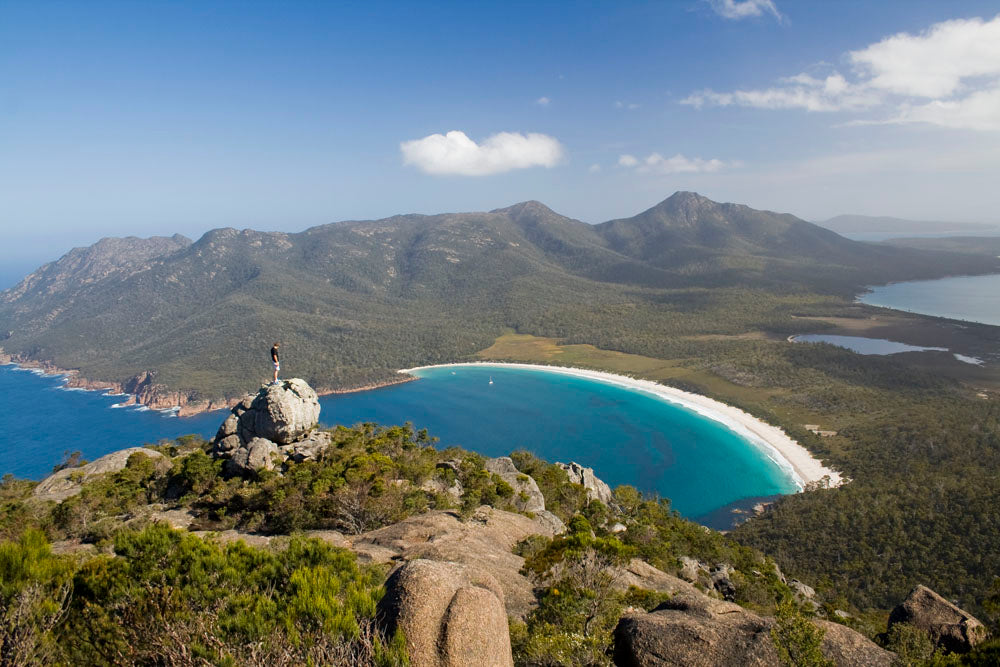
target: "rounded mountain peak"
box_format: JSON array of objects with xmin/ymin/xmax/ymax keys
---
[{"xmin": 491, "ymin": 200, "xmax": 558, "ymax": 218}]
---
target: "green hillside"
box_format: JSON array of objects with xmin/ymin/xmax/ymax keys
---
[{"xmin": 1, "ymin": 192, "xmax": 995, "ymax": 402}]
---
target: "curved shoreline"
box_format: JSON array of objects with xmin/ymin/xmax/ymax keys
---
[{"xmin": 399, "ymin": 362, "xmax": 844, "ymax": 490}]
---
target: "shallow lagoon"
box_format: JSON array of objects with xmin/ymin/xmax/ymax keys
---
[{"xmin": 792, "ymin": 334, "xmax": 982, "ymax": 365}]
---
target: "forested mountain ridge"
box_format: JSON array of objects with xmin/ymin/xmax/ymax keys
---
[{"xmin": 1, "ymin": 192, "xmax": 997, "ymax": 404}]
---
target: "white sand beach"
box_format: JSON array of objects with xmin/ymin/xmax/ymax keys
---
[{"xmin": 399, "ymin": 362, "xmax": 843, "ymax": 490}]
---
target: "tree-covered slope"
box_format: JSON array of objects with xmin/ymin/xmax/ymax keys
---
[{"xmin": 1, "ymin": 192, "xmax": 996, "ymax": 401}]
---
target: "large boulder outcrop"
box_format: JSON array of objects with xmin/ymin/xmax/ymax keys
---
[
  {"xmin": 557, "ymin": 461, "xmax": 613, "ymax": 505},
  {"xmin": 887, "ymin": 585, "xmax": 987, "ymax": 653},
  {"xmin": 212, "ymin": 378, "xmax": 328, "ymax": 475},
  {"xmin": 614, "ymin": 592, "xmax": 894, "ymax": 667},
  {"xmin": 485, "ymin": 456, "xmax": 546, "ymax": 513},
  {"xmin": 350, "ymin": 506, "xmax": 558, "ymax": 619},
  {"xmin": 33, "ymin": 448, "xmax": 166, "ymax": 503},
  {"xmin": 377, "ymin": 559, "xmax": 513, "ymax": 667}
]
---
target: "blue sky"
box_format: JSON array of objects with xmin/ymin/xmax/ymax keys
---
[{"xmin": 2, "ymin": 1, "xmax": 1000, "ymax": 276}]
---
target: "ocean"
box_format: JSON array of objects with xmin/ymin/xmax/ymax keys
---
[
  {"xmin": 859, "ymin": 274, "xmax": 1000, "ymax": 327},
  {"xmin": 0, "ymin": 363, "xmax": 799, "ymax": 525}
]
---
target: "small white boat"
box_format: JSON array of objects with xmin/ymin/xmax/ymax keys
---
[{"xmin": 489, "ymin": 376, "xmax": 494, "ymax": 385}]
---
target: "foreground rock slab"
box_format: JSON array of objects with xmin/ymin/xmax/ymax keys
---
[
  {"xmin": 888, "ymin": 584, "xmax": 987, "ymax": 653},
  {"xmin": 351, "ymin": 506, "xmax": 557, "ymax": 619},
  {"xmin": 614, "ymin": 592, "xmax": 893, "ymax": 667},
  {"xmin": 377, "ymin": 559, "xmax": 513, "ymax": 667},
  {"xmin": 33, "ymin": 448, "xmax": 166, "ymax": 503}
]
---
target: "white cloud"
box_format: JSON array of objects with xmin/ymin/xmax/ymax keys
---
[
  {"xmin": 849, "ymin": 16, "xmax": 1000, "ymax": 98},
  {"xmin": 588, "ymin": 163, "xmax": 602, "ymax": 173},
  {"xmin": 619, "ymin": 152, "xmax": 736, "ymax": 174},
  {"xmin": 682, "ymin": 13, "xmax": 1000, "ymax": 131},
  {"xmin": 614, "ymin": 100, "xmax": 641, "ymax": 110},
  {"xmin": 682, "ymin": 73, "xmax": 878, "ymax": 112},
  {"xmin": 890, "ymin": 87, "xmax": 1000, "ymax": 131},
  {"xmin": 708, "ymin": 0, "xmax": 783, "ymax": 22},
  {"xmin": 400, "ymin": 130, "xmax": 565, "ymax": 176},
  {"xmin": 536, "ymin": 96, "xmax": 551, "ymax": 106}
]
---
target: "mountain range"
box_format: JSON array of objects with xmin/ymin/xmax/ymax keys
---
[{"xmin": 2, "ymin": 191, "xmax": 996, "ymax": 407}]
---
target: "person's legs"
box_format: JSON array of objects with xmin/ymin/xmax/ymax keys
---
[{"xmin": 273, "ymin": 361, "xmax": 279, "ymax": 383}]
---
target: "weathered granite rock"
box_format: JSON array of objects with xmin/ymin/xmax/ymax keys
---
[
  {"xmin": 253, "ymin": 378, "xmax": 320, "ymax": 444},
  {"xmin": 226, "ymin": 437, "xmax": 280, "ymax": 476},
  {"xmin": 33, "ymin": 448, "xmax": 166, "ymax": 503},
  {"xmin": 679, "ymin": 556, "xmax": 709, "ymax": 584},
  {"xmin": 557, "ymin": 461, "xmax": 613, "ymax": 505},
  {"xmin": 711, "ymin": 564, "xmax": 737, "ymax": 601},
  {"xmin": 212, "ymin": 378, "xmax": 328, "ymax": 475},
  {"xmin": 377, "ymin": 559, "xmax": 513, "ymax": 667},
  {"xmin": 790, "ymin": 578, "xmax": 817, "ymax": 601},
  {"xmin": 279, "ymin": 430, "xmax": 333, "ymax": 463},
  {"xmin": 485, "ymin": 456, "xmax": 546, "ymax": 513},
  {"xmin": 350, "ymin": 507, "xmax": 559, "ymax": 619},
  {"xmin": 533, "ymin": 510, "xmax": 567, "ymax": 535},
  {"xmin": 887, "ymin": 585, "xmax": 987, "ymax": 653},
  {"xmin": 619, "ymin": 559, "xmax": 700, "ymax": 597},
  {"xmin": 614, "ymin": 591, "xmax": 894, "ymax": 667}
]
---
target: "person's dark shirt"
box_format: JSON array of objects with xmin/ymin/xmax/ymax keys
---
[{"xmin": 271, "ymin": 346, "xmax": 279, "ymax": 362}]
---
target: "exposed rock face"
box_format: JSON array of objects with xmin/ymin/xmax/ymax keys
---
[
  {"xmin": 33, "ymin": 448, "xmax": 166, "ymax": 503},
  {"xmin": 251, "ymin": 379, "xmax": 321, "ymax": 443},
  {"xmin": 485, "ymin": 456, "xmax": 546, "ymax": 513},
  {"xmin": 557, "ymin": 461, "xmax": 613, "ymax": 505},
  {"xmin": 789, "ymin": 579, "xmax": 816, "ymax": 601},
  {"xmin": 351, "ymin": 506, "xmax": 558, "ymax": 619},
  {"xmin": 377, "ymin": 559, "xmax": 513, "ymax": 667},
  {"xmin": 679, "ymin": 556, "xmax": 708, "ymax": 584},
  {"xmin": 614, "ymin": 592, "xmax": 894, "ymax": 667},
  {"xmin": 710, "ymin": 564, "xmax": 737, "ymax": 601},
  {"xmin": 211, "ymin": 379, "xmax": 326, "ymax": 475},
  {"xmin": 887, "ymin": 585, "xmax": 987, "ymax": 653}
]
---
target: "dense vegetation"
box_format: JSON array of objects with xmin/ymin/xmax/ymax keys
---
[
  {"xmin": 1, "ymin": 525, "xmax": 407, "ymax": 665},
  {"xmin": 3, "ymin": 422, "xmax": 1000, "ymax": 665},
  {"xmin": 1, "ymin": 192, "xmax": 994, "ymax": 400},
  {"xmin": 3, "ymin": 192, "xmax": 1000, "ymax": 664}
]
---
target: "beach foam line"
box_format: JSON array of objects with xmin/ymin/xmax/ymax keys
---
[{"xmin": 399, "ymin": 362, "xmax": 843, "ymax": 490}]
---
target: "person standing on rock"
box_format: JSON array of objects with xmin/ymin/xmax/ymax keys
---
[{"xmin": 270, "ymin": 342, "xmax": 280, "ymax": 384}]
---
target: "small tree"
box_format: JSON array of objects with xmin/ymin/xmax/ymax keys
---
[{"xmin": 770, "ymin": 598, "xmax": 833, "ymax": 667}]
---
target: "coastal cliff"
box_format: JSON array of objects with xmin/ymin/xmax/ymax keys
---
[{"xmin": 0, "ymin": 349, "xmax": 415, "ymax": 415}]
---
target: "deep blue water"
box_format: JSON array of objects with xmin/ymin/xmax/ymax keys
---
[
  {"xmin": 859, "ymin": 274, "xmax": 1000, "ymax": 327},
  {"xmin": 0, "ymin": 363, "xmax": 799, "ymax": 523},
  {"xmin": 0, "ymin": 365, "xmax": 224, "ymax": 479}
]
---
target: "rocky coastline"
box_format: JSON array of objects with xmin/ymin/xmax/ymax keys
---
[{"xmin": 0, "ymin": 348, "xmax": 417, "ymax": 417}]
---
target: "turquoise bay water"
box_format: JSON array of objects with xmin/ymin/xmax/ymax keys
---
[
  {"xmin": 859, "ymin": 274, "xmax": 1000, "ymax": 327},
  {"xmin": 0, "ymin": 363, "xmax": 798, "ymax": 523}
]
